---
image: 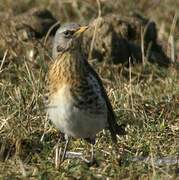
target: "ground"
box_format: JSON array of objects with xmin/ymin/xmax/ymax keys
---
[{"xmin": 0, "ymin": 0, "xmax": 179, "ymax": 179}]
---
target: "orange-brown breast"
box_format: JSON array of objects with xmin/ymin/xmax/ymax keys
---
[{"xmin": 47, "ymin": 50, "xmax": 86, "ymax": 100}]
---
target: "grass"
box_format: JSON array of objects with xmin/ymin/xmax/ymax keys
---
[
  {"xmin": 0, "ymin": 53, "xmax": 178, "ymax": 179},
  {"xmin": 0, "ymin": 0, "xmax": 179, "ymax": 179}
]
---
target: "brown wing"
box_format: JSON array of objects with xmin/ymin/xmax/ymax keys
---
[{"xmin": 86, "ymin": 62, "xmax": 126, "ymax": 142}]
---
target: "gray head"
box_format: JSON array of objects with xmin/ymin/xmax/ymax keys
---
[{"xmin": 52, "ymin": 23, "xmax": 88, "ymax": 59}]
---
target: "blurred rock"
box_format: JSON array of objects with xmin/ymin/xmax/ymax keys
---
[
  {"xmin": 0, "ymin": 7, "xmax": 171, "ymax": 67},
  {"xmin": 83, "ymin": 13, "xmax": 171, "ymax": 67},
  {"xmin": 0, "ymin": 8, "xmax": 58, "ymax": 61},
  {"xmin": 83, "ymin": 17, "xmax": 131, "ymax": 63},
  {"xmin": 12, "ymin": 7, "xmax": 58, "ymax": 38}
]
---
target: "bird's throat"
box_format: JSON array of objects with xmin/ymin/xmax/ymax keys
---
[{"xmin": 48, "ymin": 50, "xmax": 86, "ymax": 93}]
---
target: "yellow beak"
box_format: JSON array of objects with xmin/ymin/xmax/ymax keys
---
[{"xmin": 74, "ymin": 26, "xmax": 88, "ymax": 37}]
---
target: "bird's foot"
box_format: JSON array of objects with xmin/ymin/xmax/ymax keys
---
[
  {"xmin": 65, "ymin": 151, "xmax": 83, "ymax": 158},
  {"xmin": 57, "ymin": 150, "xmax": 96, "ymax": 165},
  {"xmin": 66, "ymin": 151, "xmax": 97, "ymax": 166},
  {"xmin": 64, "ymin": 151, "xmax": 92, "ymax": 164}
]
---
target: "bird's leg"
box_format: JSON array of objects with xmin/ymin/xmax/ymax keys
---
[
  {"xmin": 84, "ymin": 137, "xmax": 96, "ymax": 164},
  {"xmin": 59, "ymin": 135, "xmax": 84, "ymax": 161},
  {"xmin": 90, "ymin": 143, "xmax": 95, "ymax": 163},
  {"xmin": 59, "ymin": 137, "xmax": 97, "ymax": 164},
  {"xmin": 61, "ymin": 135, "xmax": 70, "ymax": 163}
]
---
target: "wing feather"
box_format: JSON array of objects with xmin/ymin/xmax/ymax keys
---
[{"xmin": 86, "ymin": 62, "xmax": 126, "ymax": 142}]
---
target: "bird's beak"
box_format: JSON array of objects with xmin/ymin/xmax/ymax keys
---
[{"xmin": 74, "ymin": 26, "xmax": 88, "ymax": 37}]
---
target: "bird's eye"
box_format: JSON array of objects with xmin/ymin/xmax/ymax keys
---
[
  {"xmin": 64, "ymin": 30, "xmax": 73, "ymax": 38},
  {"xmin": 56, "ymin": 45, "xmax": 63, "ymax": 52}
]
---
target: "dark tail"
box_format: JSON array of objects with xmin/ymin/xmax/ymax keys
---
[{"xmin": 108, "ymin": 121, "xmax": 126, "ymax": 143}]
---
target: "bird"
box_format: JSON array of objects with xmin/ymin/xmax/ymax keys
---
[{"xmin": 46, "ymin": 22, "xmax": 126, "ymax": 163}]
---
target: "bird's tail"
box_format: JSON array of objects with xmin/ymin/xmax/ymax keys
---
[{"xmin": 109, "ymin": 120, "xmax": 126, "ymax": 143}]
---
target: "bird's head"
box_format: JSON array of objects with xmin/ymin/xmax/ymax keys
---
[{"xmin": 52, "ymin": 23, "xmax": 88, "ymax": 59}]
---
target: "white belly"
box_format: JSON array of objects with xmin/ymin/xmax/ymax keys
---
[{"xmin": 47, "ymin": 85, "xmax": 107, "ymax": 138}]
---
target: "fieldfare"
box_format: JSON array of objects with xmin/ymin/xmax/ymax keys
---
[{"xmin": 46, "ymin": 23, "xmax": 126, "ymax": 163}]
